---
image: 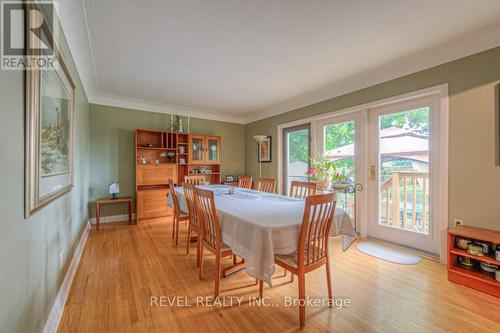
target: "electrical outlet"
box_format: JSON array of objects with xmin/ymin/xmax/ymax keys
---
[
  {"xmin": 59, "ymin": 250, "xmax": 64, "ymax": 269},
  {"xmin": 453, "ymin": 218, "xmax": 464, "ymax": 227}
]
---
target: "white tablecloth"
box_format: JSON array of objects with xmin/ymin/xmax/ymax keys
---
[{"xmin": 166, "ymin": 185, "xmax": 356, "ymax": 285}]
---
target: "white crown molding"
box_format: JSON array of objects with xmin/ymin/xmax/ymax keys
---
[
  {"xmin": 89, "ymin": 94, "xmax": 247, "ymax": 124},
  {"xmin": 244, "ymin": 22, "xmax": 500, "ymax": 124}
]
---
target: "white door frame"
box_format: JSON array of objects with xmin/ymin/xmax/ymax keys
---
[{"xmin": 276, "ymin": 84, "xmax": 449, "ymax": 262}]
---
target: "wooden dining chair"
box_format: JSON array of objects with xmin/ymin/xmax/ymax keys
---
[
  {"xmin": 238, "ymin": 175, "xmax": 253, "ymax": 189},
  {"xmin": 194, "ymin": 187, "xmax": 235, "ymax": 297},
  {"xmin": 183, "ymin": 183, "xmax": 201, "ymax": 267},
  {"xmin": 256, "ymin": 178, "xmax": 276, "ymax": 193},
  {"xmin": 168, "ymin": 179, "xmax": 190, "ymax": 246},
  {"xmin": 185, "ymin": 175, "xmax": 206, "ymax": 185},
  {"xmin": 289, "ymin": 181, "xmax": 317, "ymax": 199},
  {"xmin": 259, "ymin": 193, "xmax": 337, "ymax": 328}
]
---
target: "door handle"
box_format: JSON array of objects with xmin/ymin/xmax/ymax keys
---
[{"xmin": 370, "ymin": 165, "xmax": 376, "ymax": 181}]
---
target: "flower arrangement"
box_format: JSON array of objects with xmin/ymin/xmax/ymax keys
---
[
  {"xmin": 306, "ymin": 157, "xmax": 352, "ymax": 188},
  {"xmin": 332, "ymin": 168, "xmax": 350, "ymax": 184},
  {"xmin": 306, "ymin": 158, "xmax": 336, "ymax": 182}
]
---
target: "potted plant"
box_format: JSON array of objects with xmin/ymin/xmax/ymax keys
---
[
  {"xmin": 305, "ymin": 157, "xmax": 336, "ymax": 190},
  {"xmin": 331, "ymin": 168, "xmax": 351, "ymax": 190}
]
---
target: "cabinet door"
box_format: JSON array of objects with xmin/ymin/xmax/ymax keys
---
[
  {"xmin": 205, "ymin": 136, "xmax": 220, "ymax": 164},
  {"xmin": 136, "ymin": 188, "xmax": 172, "ymax": 220},
  {"xmin": 136, "ymin": 164, "xmax": 177, "ymax": 186},
  {"xmin": 189, "ymin": 135, "xmax": 205, "ymax": 164}
]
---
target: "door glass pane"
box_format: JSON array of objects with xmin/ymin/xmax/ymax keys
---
[
  {"xmin": 207, "ymin": 139, "xmax": 218, "ymax": 162},
  {"xmin": 378, "ymin": 107, "xmax": 430, "ymax": 234},
  {"xmin": 285, "ymin": 128, "xmax": 309, "ymax": 194},
  {"xmin": 323, "ymin": 121, "xmax": 355, "ymax": 215},
  {"xmin": 192, "ymin": 138, "xmax": 203, "ymax": 161}
]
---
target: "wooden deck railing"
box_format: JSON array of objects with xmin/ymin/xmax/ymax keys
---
[{"xmin": 380, "ymin": 171, "xmax": 429, "ymax": 233}]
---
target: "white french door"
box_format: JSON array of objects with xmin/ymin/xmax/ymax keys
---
[
  {"xmin": 279, "ymin": 86, "xmax": 448, "ymax": 259},
  {"xmin": 315, "ymin": 112, "xmax": 366, "ymax": 232},
  {"xmin": 367, "ymin": 96, "xmax": 442, "ymax": 255}
]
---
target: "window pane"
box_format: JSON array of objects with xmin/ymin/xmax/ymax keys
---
[
  {"xmin": 323, "ymin": 121, "xmax": 355, "ymax": 214},
  {"xmin": 378, "ymin": 107, "xmax": 430, "ymax": 234},
  {"xmin": 285, "ymin": 128, "xmax": 309, "ymax": 192}
]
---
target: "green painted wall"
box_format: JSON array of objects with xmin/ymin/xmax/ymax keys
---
[
  {"xmin": 246, "ymin": 46, "xmax": 500, "ymax": 231},
  {"xmin": 89, "ymin": 104, "xmax": 246, "ymax": 217},
  {"xmin": 0, "ymin": 11, "xmax": 90, "ymax": 333}
]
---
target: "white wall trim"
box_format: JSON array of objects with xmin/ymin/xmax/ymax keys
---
[
  {"xmin": 438, "ymin": 85, "xmax": 450, "ymax": 264},
  {"xmin": 88, "ymin": 213, "xmax": 137, "ymax": 225},
  {"xmin": 42, "ymin": 221, "xmax": 91, "ymax": 333},
  {"xmin": 246, "ymin": 23, "xmax": 500, "ymax": 124},
  {"xmin": 90, "ymin": 94, "xmax": 247, "ymax": 124}
]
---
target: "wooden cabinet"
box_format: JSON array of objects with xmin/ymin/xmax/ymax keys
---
[
  {"xmin": 188, "ymin": 135, "xmax": 221, "ymax": 164},
  {"xmin": 447, "ymin": 226, "xmax": 500, "ymax": 298},
  {"xmin": 135, "ymin": 129, "xmax": 221, "ymax": 222},
  {"xmin": 136, "ymin": 188, "xmax": 172, "ymax": 220},
  {"xmin": 136, "ymin": 164, "xmax": 177, "ymax": 186}
]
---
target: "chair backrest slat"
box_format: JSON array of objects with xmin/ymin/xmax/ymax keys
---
[
  {"xmin": 297, "ymin": 193, "xmax": 336, "ymax": 267},
  {"xmin": 183, "ymin": 183, "xmax": 199, "ymax": 231},
  {"xmin": 185, "ymin": 175, "xmax": 205, "ymax": 185},
  {"xmin": 256, "ymin": 178, "xmax": 275, "ymax": 193},
  {"xmin": 168, "ymin": 179, "xmax": 182, "ymax": 218},
  {"xmin": 193, "ymin": 188, "xmax": 221, "ymax": 250},
  {"xmin": 238, "ymin": 175, "xmax": 253, "ymax": 189},
  {"xmin": 289, "ymin": 181, "xmax": 317, "ymax": 199}
]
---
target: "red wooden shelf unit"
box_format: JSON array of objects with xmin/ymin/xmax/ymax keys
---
[{"xmin": 447, "ymin": 225, "xmax": 499, "ymax": 298}]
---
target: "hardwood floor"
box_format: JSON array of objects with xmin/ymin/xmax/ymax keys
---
[{"xmin": 58, "ymin": 218, "xmax": 500, "ymax": 332}]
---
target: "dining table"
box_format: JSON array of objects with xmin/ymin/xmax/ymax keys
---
[{"xmin": 166, "ymin": 184, "xmax": 356, "ymax": 286}]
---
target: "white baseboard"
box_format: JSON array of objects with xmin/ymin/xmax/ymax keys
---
[
  {"xmin": 88, "ymin": 213, "xmax": 136, "ymax": 225},
  {"xmin": 42, "ymin": 220, "xmax": 91, "ymax": 333}
]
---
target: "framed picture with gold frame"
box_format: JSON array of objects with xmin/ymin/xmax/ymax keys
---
[
  {"xmin": 258, "ymin": 136, "xmax": 272, "ymax": 163},
  {"xmin": 25, "ymin": 2, "xmax": 75, "ymax": 217}
]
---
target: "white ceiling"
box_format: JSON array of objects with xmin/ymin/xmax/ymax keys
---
[{"xmin": 66, "ymin": 1, "xmax": 500, "ymax": 123}]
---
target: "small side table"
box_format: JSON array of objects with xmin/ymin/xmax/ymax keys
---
[{"xmin": 95, "ymin": 196, "xmax": 133, "ymax": 230}]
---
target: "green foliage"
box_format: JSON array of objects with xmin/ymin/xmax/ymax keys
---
[
  {"xmin": 287, "ymin": 129, "xmax": 309, "ymax": 162},
  {"xmin": 380, "ymin": 107, "xmax": 429, "ymax": 134},
  {"xmin": 324, "ymin": 121, "xmax": 354, "ymax": 151}
]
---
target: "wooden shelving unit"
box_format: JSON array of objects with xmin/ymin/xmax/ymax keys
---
[
  {"xmin": 134, "ymin": 129, "xmax": 221, "ymax": 222},
  {"xmin": 447, "ymin": 225, "xmax": 499, "ymax": 297}
]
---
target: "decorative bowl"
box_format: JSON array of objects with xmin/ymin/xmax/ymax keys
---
[
  {"xmin": 459, "ymin": 256, "xmax": 474, "ymax": 267},
  {"xmin": 479, "ymin": 262, "xmax": 497, "ymax": 273},
  {"xmin": 467, "ymin": 243, "xmax": 484, "ymax": 256},
  {"xmin": 474, "ymin": 241, "xmax": 491, "ymax": 255},
  {"xmin": 456, "ymin": 238, "xmax": 471, "ymax": 250}
]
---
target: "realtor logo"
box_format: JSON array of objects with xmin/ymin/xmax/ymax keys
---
[{"xmin": 1, "ymin": 1, "xmax": 59, "ymax": 70}]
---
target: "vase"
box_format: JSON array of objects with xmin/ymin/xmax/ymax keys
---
[{"xmin": 316, "ymin": 179, "xmax": 330, "ymax": 190}]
